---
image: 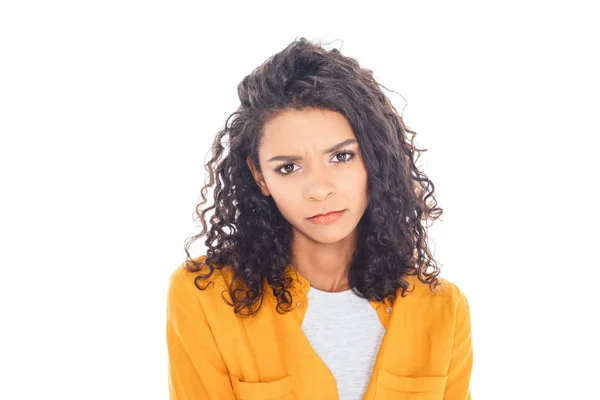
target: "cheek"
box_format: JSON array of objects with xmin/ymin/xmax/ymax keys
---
[
  {"xmin": 266, "ymin": 181, "xmax": 303, "ymax": 214},
  {"xmin": 265, "ymin": 175, "xmax": 297, "ymax": 196},
  {"xmin": 344, "ymin": 169, "xmax": 369, "ymax": 208},
  {"xmin": 341, "ymin": 167, "xmax": 368, "ymax": 191}
]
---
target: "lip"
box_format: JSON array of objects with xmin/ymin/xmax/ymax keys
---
[
  {"xmin": 307, "ymin": 210, "xmax": 345, "ymax": 224},
  {"xmin": 308, "ymin": 210, "xmax": 344, "ymax": 219}
]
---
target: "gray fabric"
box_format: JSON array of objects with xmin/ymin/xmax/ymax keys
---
[{"xmin": 301, "ymin": 286, "xmax": 386, "ymax": 400}]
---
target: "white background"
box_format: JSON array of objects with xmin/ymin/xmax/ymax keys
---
[{"xmin": 1, "ymin": 1, "xmax": 598, "ymax": 399}]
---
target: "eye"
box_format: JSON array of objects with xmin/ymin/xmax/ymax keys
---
[
  {"xmin": 273, "ymin": 149, "xmax": 357, "ymax": 177},
  {"xmin": 333, "ymin": 150, "xmax": 356, "ymax": 163},
  {"xmin": 274, "ymin": 163, "xmax": 300, "ymax": 177}
]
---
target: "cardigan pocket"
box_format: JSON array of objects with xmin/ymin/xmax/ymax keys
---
[
  {"xmin": 374, "ymin": 369, "xmax": 447, "ymax": 400},
  {"xmin": 230, "ymin": 375, "xmax": 296, "ymax": 400}
]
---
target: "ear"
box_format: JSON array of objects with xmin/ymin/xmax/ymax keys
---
[{"xmin": 246, "ymin": 156, "xmax": 271, "ymax": 197}]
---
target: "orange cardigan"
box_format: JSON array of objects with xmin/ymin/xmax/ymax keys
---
[{"xmin": 166, "ymin": 255, "xmax": 473, "ymax": 399}]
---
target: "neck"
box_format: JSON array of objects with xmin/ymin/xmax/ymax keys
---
[{"xmin": 289, "ymin": 228, "xmax": 357, "ymax": 293}]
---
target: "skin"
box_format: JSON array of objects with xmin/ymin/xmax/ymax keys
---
[{"xmin": 246, "ymin": 107, "xmax": 369, "ymax": 292}]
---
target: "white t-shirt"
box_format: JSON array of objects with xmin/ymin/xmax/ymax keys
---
[{"xmin": 301, "ymin": 286, "xmax": 386, "ymax": 400}]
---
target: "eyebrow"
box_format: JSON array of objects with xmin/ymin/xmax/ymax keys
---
[{"xmin": 266, "ymin": 138, "xmax": 358, "ymax": 163}]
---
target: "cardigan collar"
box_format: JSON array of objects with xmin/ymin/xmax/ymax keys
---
[{"xmin": 281, "ymin": 265, "xmax": 400, "ymax": 328}]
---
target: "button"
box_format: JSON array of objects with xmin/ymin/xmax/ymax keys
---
[{"xmin": 385, "ymin": 307, "xmax": 393, "ymax": 314}]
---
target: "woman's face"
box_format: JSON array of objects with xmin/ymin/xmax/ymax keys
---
[{"xmin": 247, "ymin": 107, "xmax": 369, "ymax": 245}]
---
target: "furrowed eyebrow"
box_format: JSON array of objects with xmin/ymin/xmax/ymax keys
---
[{"xmin": 266, "ymin": 138, "xmax": 358, "ymax": 163}]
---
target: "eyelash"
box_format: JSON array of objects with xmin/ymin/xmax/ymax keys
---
[{"xmin": 273, "ymin": 149, "xmax": 357, "ymax": 177}]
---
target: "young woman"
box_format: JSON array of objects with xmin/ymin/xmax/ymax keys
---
[{"xmin": 166, "ymin": 37, "xmax": 473, "ymax": 400}]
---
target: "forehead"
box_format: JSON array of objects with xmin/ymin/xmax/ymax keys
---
[{"xmin": 260, "ymin": 108, "xmax": 356, "ymax": 152}]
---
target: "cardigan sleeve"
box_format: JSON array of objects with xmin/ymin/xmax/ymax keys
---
[
  {"xmin": 444, "ymin": 287, "xmax": 474, "ymax": 400},
  {"xmin": 166, "ymin": 267, "xmax": 236, "ymax": 400}
]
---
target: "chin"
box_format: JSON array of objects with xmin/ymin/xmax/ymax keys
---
[{"xmin": 298, "ymin": 225, "xmax": 357, "ymax": 245}]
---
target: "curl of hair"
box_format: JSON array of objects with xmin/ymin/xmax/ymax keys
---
[{"xmin": 183, "ymin": 37, "xmax": 443, "ymax": 317}]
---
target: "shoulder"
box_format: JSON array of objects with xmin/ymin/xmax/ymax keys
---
[
  {"xmin": 402, "ymin": 273, "xmax": 470, "ymax": 315},
  {"xmin": 167, "ymin": 255, "xmax": 234, "ymax": 309},
  {"xmin": 170, "ymin": 254, "xmax": 233, "ymax": 284},
  {"xmin": 392, "ymin": 274, "xmax": 471, "ymax": 339}
]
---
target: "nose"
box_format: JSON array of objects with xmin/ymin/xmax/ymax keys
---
[{"xmin": 306, "ymin": 169, "xmax": 336, "ymax": 201}]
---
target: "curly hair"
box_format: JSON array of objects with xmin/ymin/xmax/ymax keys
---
[{"xmin": 183, "ymin": 37, "xmax": 443, "ymax": 317}]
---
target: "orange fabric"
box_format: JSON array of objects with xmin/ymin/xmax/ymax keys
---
[{"xmin": 166, "ymin": 255, "xmax": 473, "ymax": 399}]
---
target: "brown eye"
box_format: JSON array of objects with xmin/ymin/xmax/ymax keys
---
[
  {"xmin": 274, "ymin": 163, "xmax": 299, "ymax": 177},
  {"xmin": 333, "ymin": 150, "xmax": 356, "ymax": 163}
]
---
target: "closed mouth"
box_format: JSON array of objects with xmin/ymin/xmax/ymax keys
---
[{"xmin": 308, "ymin": 210, "xmax": 344, "ymax": 219}]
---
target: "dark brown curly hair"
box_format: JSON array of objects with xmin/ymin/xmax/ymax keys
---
[{"xmin": 183, "ymin": 37, "xmax": 443, "ymax": 317}]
